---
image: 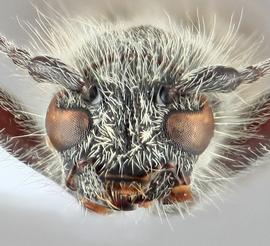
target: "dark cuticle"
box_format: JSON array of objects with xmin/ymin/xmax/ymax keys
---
[
  {"xmin": 156, "ymin": 85, "xmax": 172, "ymax": 105},
  {"xmin": 65, "ymin": 165, "xmax": 77, "ymax": 191},
  {"xmin": 81, "ymin": 84, "xmax": 102, "ymax": 106},
  {"xmin": 89, "ymin": 85, "xmax": 99, "ymax": 101}
]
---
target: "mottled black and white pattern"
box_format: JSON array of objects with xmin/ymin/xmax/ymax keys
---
[{"xmin": 1, "ymin": 11, "xmax": 270, "ymax": 214}]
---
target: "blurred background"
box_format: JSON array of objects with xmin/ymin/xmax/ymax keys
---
[{"xmin": 0, "ymin": 1, "xmax": 270, "ymax": 245}]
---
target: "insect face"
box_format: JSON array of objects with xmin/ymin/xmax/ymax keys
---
[
  {"xmin": 1, "ymin": 20, "xmax": 270, "ymax": 214},
  {"xmin": 44, "ymin": 27, "xmax": 216, "ymax": 212}
]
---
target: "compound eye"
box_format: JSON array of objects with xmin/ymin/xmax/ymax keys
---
[
  {"xmin": 164, "ymin": 100, "xmax": 214, "ymax": 155},
  {"xmin": 45, "ymin": 94, "xmax": 90, "ymax": 152}
]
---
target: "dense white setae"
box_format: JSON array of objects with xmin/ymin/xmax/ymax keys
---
[{"xmin": 0, "ymin": 1, "xmax": 270, "ymax": 217}]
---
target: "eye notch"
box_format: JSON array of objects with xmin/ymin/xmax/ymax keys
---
[
  {"xmin": 156, "ymin": 86, "xmax": 172, "ymax": 105},
  {"xmin": 82, "ymin": 84, "xmax": 102, "ymax": 106}
]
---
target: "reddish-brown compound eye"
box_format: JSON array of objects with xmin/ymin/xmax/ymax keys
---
[
  {"xmin": 164, "ymin": 100, "xmax": 214, "ymax": 155},
  {"xmin": 45, "ymin": 94, "xmax": 90, "ymax": 152}
]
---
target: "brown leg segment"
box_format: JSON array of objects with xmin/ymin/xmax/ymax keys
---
[
  {"xmin": 0, "ymin": 88, "xmax": 60, "ymax": 182},
  {"xmin": 222, "ymin": 95, "xmax": 270, "ymax": 172},
  {"xmin": 81, "ymin": 198, "xmax": 111, "ymax": 215},
  {"xmin": 0, "ymin": 90, "xmax": 40, "ymax": 162},
  {"xmin": 162, "ymin": 185, "xmax": 193, "ymax": 204}
]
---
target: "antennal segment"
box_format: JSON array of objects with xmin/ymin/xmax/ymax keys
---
[{"xmin": 0, "ymin": 35, "xmax": 84, "ymax": 91}]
